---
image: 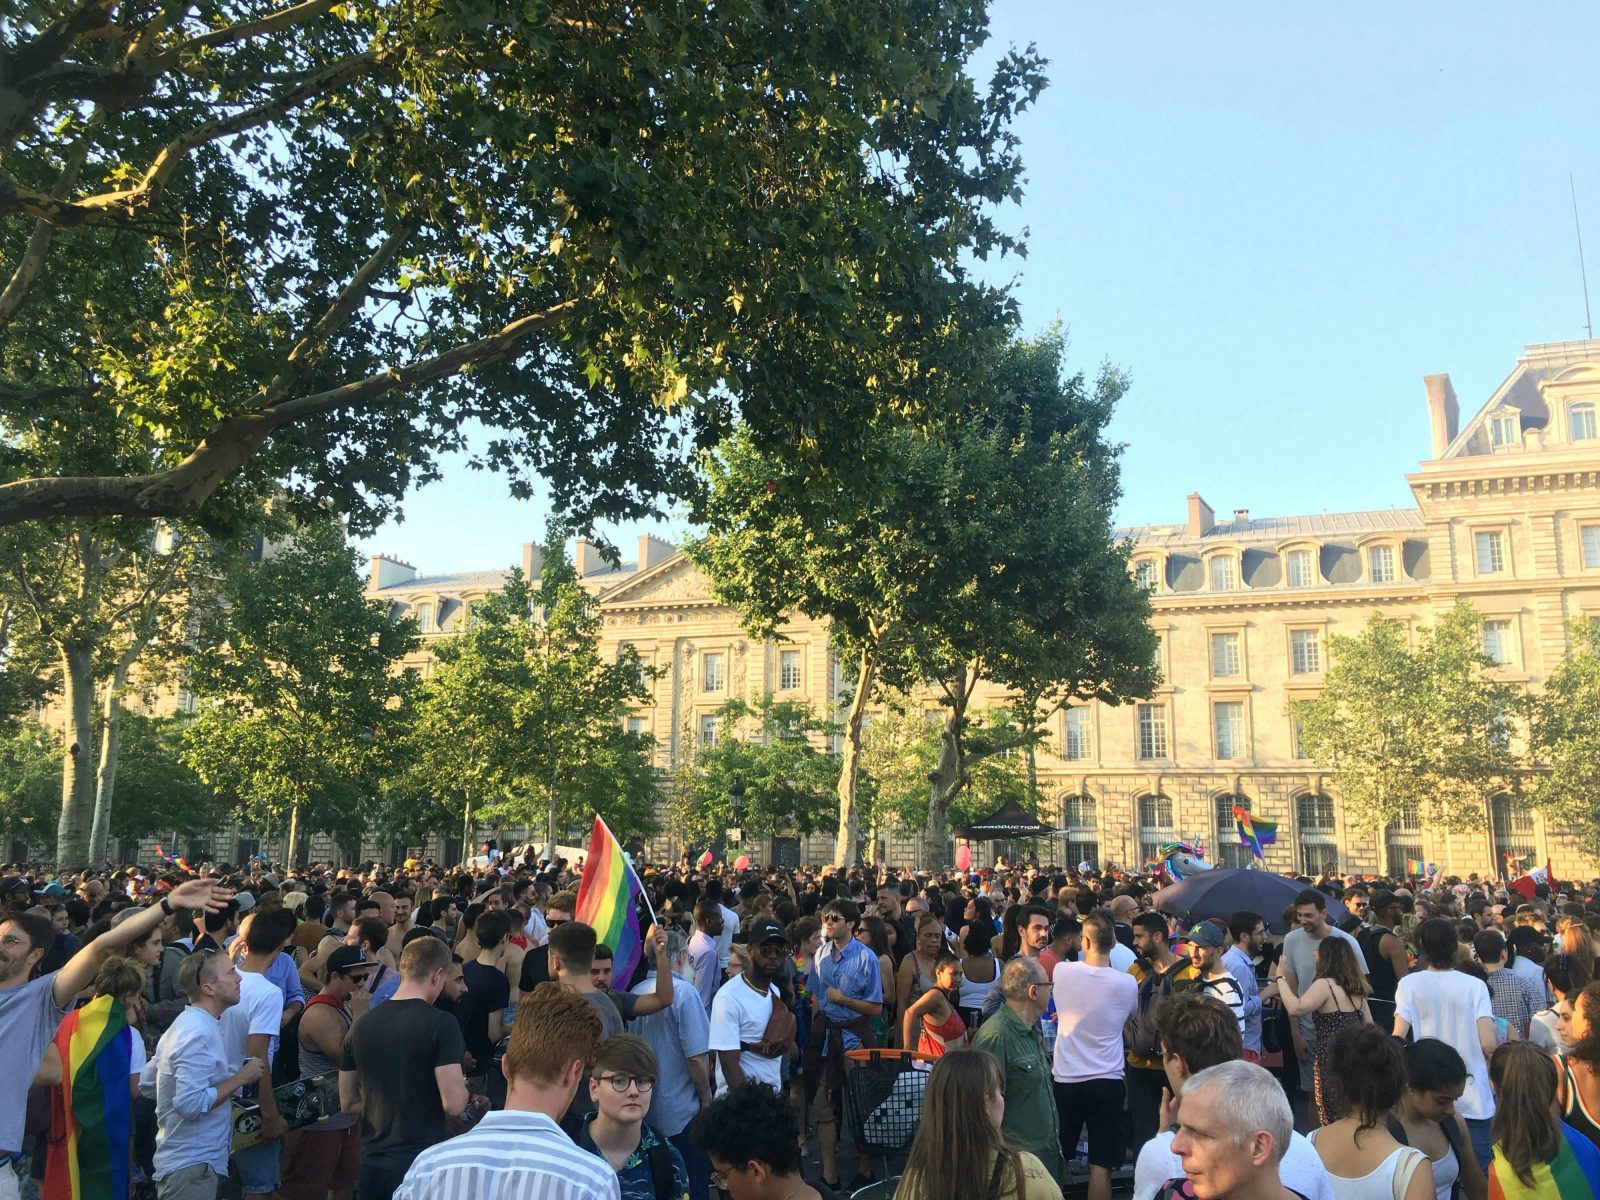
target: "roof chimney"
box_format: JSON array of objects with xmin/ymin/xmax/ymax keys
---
[
  {"xmin": 521, "ymin": 541, "xmax": 543, "ymax": 580},
  {"xmin": 637, "ymin": 534, "xmax": 676, "ymax": 571},
  {"xmin": 574, "ymin": 538, "xmax": 608, "ymax": 578},
  {"xmin": 369, "ymin": 554, "xmax": 416, "ymax": 590},
  {"xmin": 1424, "ymin": 373, "xmax": 1459, "ymax": 459},
  {"xmin": 1232, "ymin": 508, "xmax": 1250, "ymax": 525},
  {"xmin": 1186, "ymin": 492, "xmax": 1215, "ymax": 537}
]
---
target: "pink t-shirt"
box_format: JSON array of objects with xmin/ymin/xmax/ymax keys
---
[{"xmin": 1051, "ymin": 960, "xmax": 1138, "ymax": 1083}]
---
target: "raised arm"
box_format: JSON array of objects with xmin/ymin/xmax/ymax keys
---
[
  {"xmin": 628, "ymin": 928, "xmax": 675, "ymax": 1016},
  {"xmin": 54, "ymin": 879, "xmax": 230, "ymax": 1008}
]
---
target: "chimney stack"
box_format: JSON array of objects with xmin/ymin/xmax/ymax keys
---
[
  {"xmin": 1186, "ymin": 492, "xmax": 1215, "ymax": 537},
  {"xmin": 574, "ymin": 538, "xmax": 609, "ymax": 578},
  {"xmin": 369, "ymin": 554, "xmax": 416, "ymax": 590},
  {"xmin": 1232, "ymin": 508, "xmax": 1250, "ymax": 525},
  {"xmin": 1424, "ymin": 373, "xmax": 1459, "ymax": 459},
  {"xmin": 637, "ymin": 534, "xmax": 676, "ymax": 571},
  {"xmin": 521, "ymin": 541, "xmax": 543, "ymax": 580}
]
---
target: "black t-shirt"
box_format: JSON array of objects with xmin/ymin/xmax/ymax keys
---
[
  {"xmin": 519, "ymin": 945, "xmax": 551, "ymax": 994},
  {"xmin": 457, "ymin": 960, "xmax": 510, "ymax": 1067},
  {"xmin": 341, "ymin": 997, "xmax": 465, "ymax": 1170}
]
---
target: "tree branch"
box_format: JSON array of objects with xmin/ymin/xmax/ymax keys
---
[
  {"xmin": 0, "ymin": 124, "xmax": 94, "ymax": 329},
  {"xmin": 0, "ymin": 297, "xmax": 582, "ymax": 527},
  {"xmin": 0, "ymin": 51, "xmax": 376, "ymax": 226},
  {"xmin": 177, "ymin": 0, "xmax": 341, "ymax": 56}
]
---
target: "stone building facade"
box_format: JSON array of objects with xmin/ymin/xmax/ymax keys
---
[{"xmin": 360, "ymin": 339, "xmax": 1600, "ymax": 879}]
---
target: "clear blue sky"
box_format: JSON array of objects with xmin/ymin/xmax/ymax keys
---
[{"xmin": 354, "ymin": 2, "xmax": 1600, "ymax": 573}]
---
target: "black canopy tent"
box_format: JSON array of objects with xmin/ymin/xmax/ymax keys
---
[{"xmin": 952, "ymin": 798, "xmax": 1058, "ymax": 839}]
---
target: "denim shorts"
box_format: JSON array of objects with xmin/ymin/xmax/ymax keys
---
[{"xmin": 232, "ymin": 1140, "xmax": 282, "ymax": 1196}]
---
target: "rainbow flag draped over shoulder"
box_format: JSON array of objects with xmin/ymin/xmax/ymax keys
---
[
  {"xmin": 1488, "ymin": 1126, "xmax": 1600, "ymax": 1200},
  {"xmin": 575, "ymin": 815, "xmax": 645, "ymax": 987},
  {"xmin": 43, "ymin": 995, "xmax": 133, "ymax": 1200},
  {"xmin": 1233, "ymin": 807, "xmax": 1277, "ymax": 860}
]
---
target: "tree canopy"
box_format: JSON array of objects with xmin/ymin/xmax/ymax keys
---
[
  {"xmin": 1, "ymin": 0, "xmax": 1042, "ymax": 535},
  {"xmin": 1527, "ymin": 619, "xmax": 1600, "ymax": 857}
]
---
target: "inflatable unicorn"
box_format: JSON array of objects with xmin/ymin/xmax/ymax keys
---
[{"xmin": 1153, "ymin": 839, "xmax": 1213, "ymax": 885}]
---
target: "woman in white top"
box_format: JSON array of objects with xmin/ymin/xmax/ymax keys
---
[
  {"xmin": 1393, "ymin": 1039, "xmax": 1487, "ymax": 1200},
  {"xmin": 1307, "ymin": 1023, "xmax": 1433, "ymax": 1200}
]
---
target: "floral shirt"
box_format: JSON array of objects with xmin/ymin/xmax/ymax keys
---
[{"xmin": 576, "ymin": 1117, "xmax": 690, "ymax": 1200}]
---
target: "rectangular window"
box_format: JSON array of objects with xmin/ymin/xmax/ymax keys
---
[
  {"xmin": 1063, "ymin": 707, "xmax": 1092, "ymax": 760},
  {"xmin": 1209, "ymin": 556, "xmax": 1236, "ymax": 591},
  {"xmin": 1475, "ymin": 530, "xmax": 1505, "ymax": 575},
  {"xmin": 1367, "ymin": 545, "xmax": 1396, "ymax": 583},
  {"xmin": 1573, "ymin": 405, "xmax": 1598, "ymax": 441},
  {"xmin": 1137, "ymin": 704, "xmax": 1169, "ymax": 760},
  {"xmin": 1285, "ymin": 549, "xmax": 1313, "ymax": 588},
  {"xmin": 1582, "ymin": 525, "xmax": 1600, "ymax": 569},
  {"xmin": 779, "ymin": 649, "xmax": 802, "ymax": 691},
  {"xmin": 699, "ymin": 715, "xmax": 717, "ymax": 748},
  {"xmin": 702, "ymin": 652, "xmax": 725, "ymax": 692},
  {"xmin": 1290, "ymin": 629, "xmax": 1322, "ymax": 675},
  {"xmin": 1483, "ymin": 619, "xmax": 1513, "ymax": 665},
  {"xmin": 1134, "ymin": 560, "xmax": 1156, "ymax": 590},
  {"xmin": 416, "ymin": 603, "xmax": 434, "ymax": 632},
  {"xmin": 1292, "ymin": 716, "xmax": 1309, "ymax": 760},
  {"xmin": 626, "ymin": 716, "xmax": 647, "ymax": 737},
  {"xmin": 1210, "ymin": 631, "xmax": 1242, "ymax": 677},
  {"xmin": 1213, "ymin": 702, "xmax": 1244, "ymax": 760},
  {"xmin": 1490, "ymin": 414, "xmax": 1519, "ymax": 447}
]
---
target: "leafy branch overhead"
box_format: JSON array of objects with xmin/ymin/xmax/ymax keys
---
[{"xmin": 0, "ymin": 0, "xmax": 1044, "ymax": 533}]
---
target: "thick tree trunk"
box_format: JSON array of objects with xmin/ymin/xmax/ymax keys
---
[
  {"xmin": 284, "ymin": 802, "xmax": 301, "ymax": 867},
  {"xmin": 832, "ymin": 649, "xmax": 877, "ymax": 867},
  {"xmin": 921, "ymin": 666, "xmax": 969, "ymax": 869},
  {"xmin": 89, "ymin": 655, "xmax": 136, "ymax": 864},
  {"xmin": 461, "ymin": 791, "xmax": 473, "ymax": 867},
  {"xmin": 55, "ymin": 641, "xmax": 96, "ymax": 866}
]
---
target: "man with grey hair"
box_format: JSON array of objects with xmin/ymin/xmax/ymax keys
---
[
  {"xmin": 972, "ymin": 956, "xmax": 1063, "ymax": 1184},
  {"xmin": 1166, "ymin": 1060, "xmax": 1296, "ymax": 1200}
]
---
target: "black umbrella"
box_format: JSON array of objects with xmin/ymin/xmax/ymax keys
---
[{"xmin": 1151, "ymin": 868, "xmax": 1349, "ymax": 935}]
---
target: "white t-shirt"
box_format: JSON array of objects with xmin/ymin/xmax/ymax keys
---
[
  {"xmin": 1078, "ymin": 942, "xmax": 1136, "ymax": 972},
  {"xmin": 1199, "ymin": 973, "xmax": 1246, "ymax": 1036},
  {"xmin": 1394, "ymin": 969, "xmax": 1495, "ymax": 1120},
  {"xmin": 1135, "ymin": 1127, "xmax": 1335, "ymax": 1200},
  {"xmin": 221, "ymin": 970, "xmax": 285, "ymax": 1077},
  {"xmin": 1052, "ymin": 961, "xmax": 1138, "ymax": 1083},
  {"xmin": 707, "ymin": 976, "xmax": 783, "ymax": 1096}
]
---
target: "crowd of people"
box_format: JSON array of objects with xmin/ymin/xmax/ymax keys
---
[{"xmin": 3, "ymin": 853, "xmax": 1600, "ymax": 1200}]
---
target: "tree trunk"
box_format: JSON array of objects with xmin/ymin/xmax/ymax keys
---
[
  {"xmin": 921, "ymin": 665, "xmax": 969, "ymax": 869},
  {"xmin": 284, "ymin": 802, "xmax": 301, "ymax": 868},
  {"xmin": 89, "ymin": 655, "xmax": 136, "ymax": 864},
  {"xmin": 461, "ymin": 791, "xmax": 473, "ymax": 866},
  {"xmin": 832, "ymin": 649, "xmax": 877, "ymax": 867},
  {"xmin": 546, "ymin": 788, "xmax": 558, "ymax": 859},
  {"xmin": 55, "ymin": 641, "xmax": 96, "ymax": 866}
]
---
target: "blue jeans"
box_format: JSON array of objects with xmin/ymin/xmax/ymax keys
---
[
  {"xmin": 1466, "ymin": 1117, "xmax": 1493, "ymax": 1174},
  {"xmin": 669, "ymin": 1127, "xmax": 711, "ymax": 1200},
  {"xmin": 231, "ymin": 1140, "xmax": 281, "ymax": 1198}
]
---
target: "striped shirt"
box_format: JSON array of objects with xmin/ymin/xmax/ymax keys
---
[{"xmin": 393, "ymin": 1110, "xmax": 620, "ymax": 1200}]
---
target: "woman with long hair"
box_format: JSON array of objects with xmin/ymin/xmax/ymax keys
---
[
  {"xmin": 1393, "ymin": 1039, "xmax": 1487, "ymax": 1200},
  {"xmin": 1532, "ymin": 950, "xmax": 1591, "ymax": 1054},
  {"xmin": 893, "ymin": 1048, "xmax": 1062, "ymax": 1200},
  {"xmin": 1275, "ymin": 937, "xmax": 1372, "ymax": 1125},
  {"xmin": 1555, "ymin": 980, "xmax": 1600, "ymax": 1155},
  {"xmin": 856, "ymin": 915, "xmax": 897, "ymax": 1045},
  {"xmin": 1556, "ymin": 918, "xmax": 1596, "ymax": 980},
  {"xmin": 1486, "ymin": 1041, "xmax": 1600, "ymax": 1197},
  {"xmin": 1306, "ymin": 1024, "xmax": 1433, "ymax": 1200}
]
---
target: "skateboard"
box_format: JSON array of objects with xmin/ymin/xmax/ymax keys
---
[{"xmin": 231, "ymin": 1071, "xmax": 341, "ymax": 1150}]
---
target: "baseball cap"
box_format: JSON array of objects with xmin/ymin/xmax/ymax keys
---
[
  {"xmin": 1180, "ymin": 921, "xmax": 1226, "ymax": 948},
  {"xmin": 0, "ymin": 877, "xmax": 31, "ymax": 900},
  {"xmin": 743, "ymin": 916, "xmax": 788, "ymax": 945},
  {"xmin": 235, "ymin": 892, "xmax": 257, "ymax": 912},
  {"xmin": 37, "ymin": 881, "xmax": 67, "ymax": 899},
  {"xmin": 326, "ymin": 945, "xmax": 374, "ymax": 977}
]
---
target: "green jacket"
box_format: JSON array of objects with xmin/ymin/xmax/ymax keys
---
[{"xmin": 972, "ymin": 1002, "xmax": 1064, "ymax": 1184}]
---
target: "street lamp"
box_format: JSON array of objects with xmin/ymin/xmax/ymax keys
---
[{"xmin": 728, "ymin": 777, "xmax": 745, "ymax": 848}]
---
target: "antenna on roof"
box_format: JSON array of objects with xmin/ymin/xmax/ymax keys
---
[{"xmin": 1572, "ymin": 173, "xmax": 1593, "ymax": 340}]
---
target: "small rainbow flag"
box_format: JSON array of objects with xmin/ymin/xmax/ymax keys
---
[
  {"xmin": 1405, "ymin": 859, "xmax": 1436, "ymax": 877},
  {"xmin": 43, "ymin": 994, "xmax": 133, "ymax": 1200},
  {"xmin": 1233, "ymin": 807, "xmax": 1277, "ymax": 860},
  {"xmin": 575, "ymin": 815, "xmax": 645, "ymax": 987}
]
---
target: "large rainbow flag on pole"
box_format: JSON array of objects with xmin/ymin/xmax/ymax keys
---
[
  {"xmin": 43, "ymin": 994, "xmax": 133, "ymax": 1200},
  {"xmin": 575, "ymin": 814, "xmax": 647, "ymax": 987},
  {"xmin": 1233, "ymin": 807, "xmax": 1277, "ymax": 861}
]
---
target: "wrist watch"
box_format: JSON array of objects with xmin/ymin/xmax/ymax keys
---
[{"xmin": 159, "ymin": 896, "xmax": 174, "ymax": 916}]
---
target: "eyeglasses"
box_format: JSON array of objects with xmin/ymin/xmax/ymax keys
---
[{"xmin": 596, "ymin": 1073, "xmax": 655, "ymax": 1093}]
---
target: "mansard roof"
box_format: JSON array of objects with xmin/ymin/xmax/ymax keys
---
[{"xmin": 1444, "ymin": 338, "xmax": 1600, "ymax": 460}]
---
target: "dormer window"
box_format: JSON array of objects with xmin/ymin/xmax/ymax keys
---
[
  {"xmin": 1489, "ymin": 411, "xmax": 1520, "ymax": 448},
  {"xmin": 1209, "ymin": 554, "xmax": 1237, "ymax": 592},
  {"xmin": 1285, "ymin": 549, "xmax": 1314, "ymax": 588},
  {"xmin": 1133, "ymin": 560, "xmax": 1156, "ymax": 590},
  {"xmin": 1367, "ymin": 545, "xmax": 1396, "ymax": 584},
  {"xmin": 416, "ymin": 602, "xmax": 435, "ymax": 632},
  {"xmin": 1571, "ymin": 401, "xmax": 1597, "ymax": 442}
]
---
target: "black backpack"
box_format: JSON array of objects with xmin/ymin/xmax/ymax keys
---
[
  {"xmin": 1124, "ymin": 962, "xmax": 1180, "ymax": 1060},
  {"xmin": 642, "ymin": 1132, "xmax": 676, "ymax": 1200}
]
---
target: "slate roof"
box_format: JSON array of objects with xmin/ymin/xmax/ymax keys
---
[{"xmin": 1118, "ymin": 508, "xmax": 1424, "ymax": 546}]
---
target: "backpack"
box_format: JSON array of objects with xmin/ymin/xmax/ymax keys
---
[
  {"xmin": 155, "ymin": 942, "xmax": 192, "ymax": 1003},
  {"xmin": 1124, "ymin": 962, "xmax": 1181, "ymax": 1060},
  {"xmin": 643, "ymin": 1132, "xmax": 676, "ymax": 1200}
]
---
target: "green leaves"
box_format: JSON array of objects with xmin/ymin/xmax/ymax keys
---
[{"xmin": 1527, "ymin": 619, "xmax": 1600, "ymax": 856}]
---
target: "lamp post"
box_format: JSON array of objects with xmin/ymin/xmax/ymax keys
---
[{"xmin": 727, "ymin": 776, "xmax": 745, "ymax": 852}]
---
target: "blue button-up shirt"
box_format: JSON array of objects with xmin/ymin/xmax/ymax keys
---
[
  {"xmin": 143, "ymin": 1005, "xmax": 239, "ymax": 1180},
  {"xmin": 813, "ymin": 937, "xmax": 883, "ymax": 1052},
  {"xmin": 628, "ymin": 971, "xmax": 710, "ymax": 1138},
  {"xmin": 1221, "ymin": 944, "xmax": 1263, "ymax": 1054}
]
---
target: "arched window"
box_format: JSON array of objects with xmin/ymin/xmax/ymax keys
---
[
  {"xmin": 1137, "ymin": 794, "xmax": 1174, "ymax": 866},
  {"xmin": 1490, "ymin": 795, "xmax": 1535, "ymax": 875},
  {"xmin": 1571, "ymin": 401, "xmax": 1597, "ymax": 442},
  {"xmin": 1297, "ymin": 793, "xmax": 1337, "ymax": 875},
  {"xmin": 1060, "ymin": 795, "xmax": 1099, "ymax": 869},
  {"xmin": 1214, "ymin": 794, "xmax": 1254, "ymax": 868},
  {"xmin": 1384, "ymin": 803, "xmax": 1423, "ymax": 879}
]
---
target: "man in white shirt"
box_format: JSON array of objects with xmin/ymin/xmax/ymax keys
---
[
  {"xmin": 226, "ymin": 917, "xmax": 290, "ymax": 1200},
  {"xmin": 708, "ymin": 919, "xmax": 790, "ymax": 1097},
  {"xmin": 1132, "ymin": 992, "xmax": 1332, "ymax": 1200},
  {"xmin": 1053, "ymin": 910, "xmax": 1138, "ymax": 1200},
  {"xmin": 145, "ymin": 951, "xmax": 267, "ymax": 1199}
]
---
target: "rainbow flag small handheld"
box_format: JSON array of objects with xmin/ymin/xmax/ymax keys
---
[
  {"xmin": 575, "ymin": 815, "xmax": 647, "ymax": 986},
  {"xmin": 1233, "ymin": 807, "xmax": 1277, "ymax": 860}
]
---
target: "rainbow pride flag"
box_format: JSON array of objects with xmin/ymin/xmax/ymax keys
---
[
  {"xmin": 1488, "ymin": 1125, "xmax": 1600, "ymax": 1200},
  {"xmin": 43, "ymin": 995, "xmax": 133, "ymax": 1200},
  {"xmin": 1405, "ymin": 859, "xmax": 1436, "ymax": 877},
  {"xmin": 1233, "ymin": 807, "xmax": 1277, "ymax": 860},
  {"xmin": 575, "ymin": 815, "xmax": 645, "ymax": 987}
]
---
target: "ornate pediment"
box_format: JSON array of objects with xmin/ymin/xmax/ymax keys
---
[{"xmin": 600, "ymin": 554, "xmax": 715, "ymax": 608}]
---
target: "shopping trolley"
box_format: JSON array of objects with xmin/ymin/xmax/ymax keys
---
[{"xmin": 840, "ymin": 1048, "xmax": 936, "ymax": 1199}]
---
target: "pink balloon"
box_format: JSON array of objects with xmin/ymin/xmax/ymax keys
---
[
  {"xmin": 734, "ymin": 853, "xmax": 751, "ymax": 871},
  {"xmin": 697, "ymin": 851, "xmax": 714, "ymax": 868},
  {"xmin": 955, "ymin": 844, "xmax": 972, "ymax": 871}
]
